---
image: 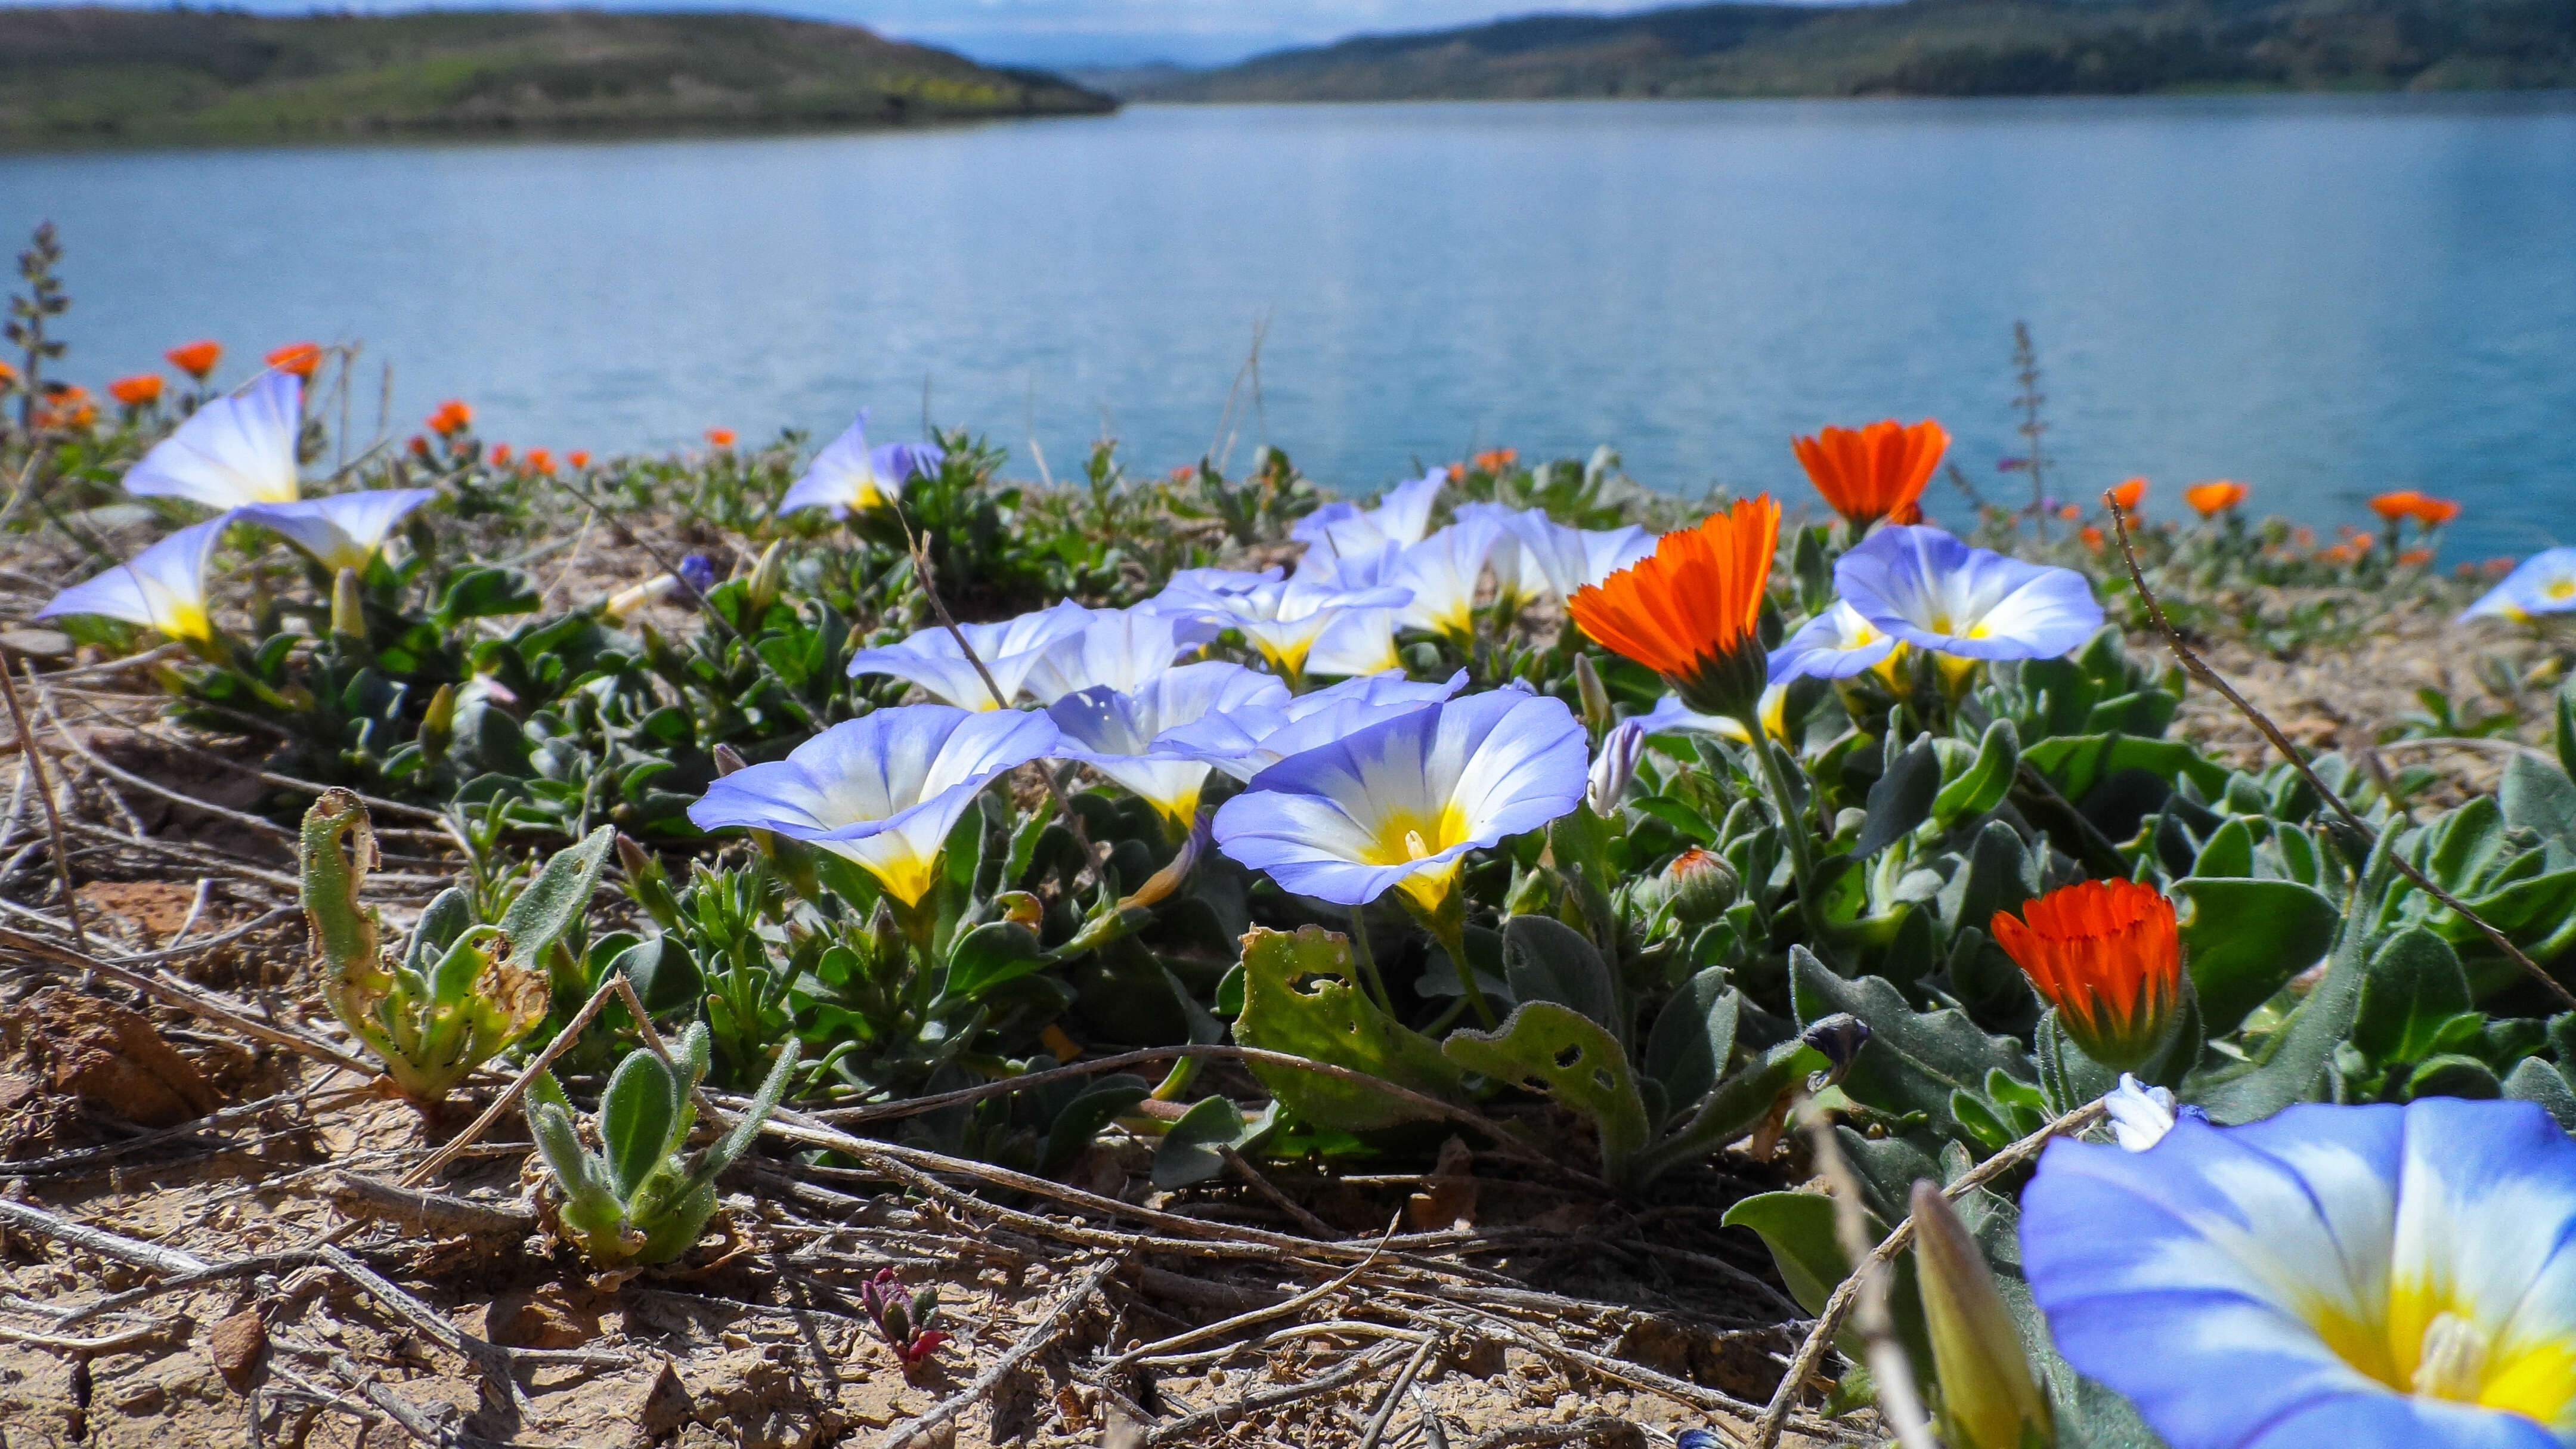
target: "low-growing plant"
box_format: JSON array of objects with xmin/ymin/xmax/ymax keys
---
[{"xmin": 526, "ymin": 1022, "xmax": 800, "ymax": 1266}]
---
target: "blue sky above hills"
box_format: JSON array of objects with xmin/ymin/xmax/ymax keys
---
[{"xmin": 853, "ymin": 0, "xmax": 1643, "ymax": 67}]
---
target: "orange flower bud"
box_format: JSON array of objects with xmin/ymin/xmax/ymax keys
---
[
  {"xmin": 706, "ymin": 428, "xmax": 736, "ymax": 448},
  {"xmin": 2183, "ymin": 481, "xmax": 2247, "ymax": 517},
  {"xmin": 568, "ymin": 450, "xmax": 590, "ymax": 470},
  {"xmin": 164, "ymin": 340, "xmax": 221, "ymax": 378},
  {"xmin": 490, "ymin": 442, "xmax": 512, "ymax": 467},
  {"xmin": 2109, "ymin": 478, "xmax": 2147, "ymax": 513},
  {"xmin": 2080, "ymin": 525, "xmax": 2106, "ymax": 551},
  {"xmin": 1991, "ymin": 879, "xmax": 2181, "ymax": 1071},
  {"xmin": 265, "ymin": 342, "xmax": 321, "ymax": 379},
  {"xmin": 108, "ymin": 374, "xmax": 163, "ymax": 407}
]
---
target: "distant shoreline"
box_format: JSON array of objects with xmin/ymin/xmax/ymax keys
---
[{"xmin": 0, "ymin": 7, "xmax": 1115, "ymax": 151}]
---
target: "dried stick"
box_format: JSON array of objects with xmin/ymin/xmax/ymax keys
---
[
  {"xmin": 395, "ymin": 973, "xmax": 649, "ymax": 1188},
  {"xmin": 0, "ymin": 1316, "xmax": 175, "ymax": 1352},
  {"xmin": 1806, "ymin": 1110, "xmax": 1936, "ymax": 1449},
  {"xmin": 1143, "ymin": 1339, "xmax": 1411, "ymax": 1445},
  {"xmin": 1222, "ymin": 1143, "xmax": 1341, "ymax": 1240},
  {"xmin": 1356, "ymin": 1333, "xmax": 1442, "ymax": 1449},
  {"xmin": 0, "ymin": 655, "xmax": 84, "ymax": 950},
  {"xmin": 1463, "ymin": 1422, "xmax": 1643, "ymax": 1449},
  {"xmin": 1116, "ymin": 1228, "xmax": 1393, "ymax": 1367},
  {"xmin": 0, "ymin": 1196, "xmax": 211, "ymax": 1275},
  {"xmin": 1747, "ymin": 1098, "xmax": 2106, "ymax": 1449},
  {"xmin": 874, "ymin": 1254, "xmax": 1120, "ymax": 1449},
  {"xmin": 2104, "ymin": 499, "xmax": 2576, "ymax": 1011}
]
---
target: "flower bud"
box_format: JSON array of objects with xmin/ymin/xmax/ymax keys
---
[
  {"xmin": 330, "ymin": 566, "xmax": 366, "ymax": 640},
  {"xmin": 2103, "ymin": 1072, "xmax": 2179, "ymax": 1152},
  {"xmin": 417, "ymin": 682, "xmax": 456, "ymax": 761},
  {"xmin": 1911, "ymin": 1180, "xmax": 2055, "ymax": 1449},
  {"xmin": 1664, "ymin": 846, "xmax": 1738, "ymax": 924},
  {"xmin": 603, "ymin": 573, "xmax": 677, "ymax": 621},
  {"xmin": 1587, "ymin": 720, "xmax": 1643, "ymax": 816},
  {"xmin": 713, "ymin": 744, "xmax": 748, "ymax": 778},
  {"xmin": 1574, "ymin": 652, "xmax": 1611, "ymax": 736},
  {"xmin": 744, "ymin": 538, "xmax": 786, "ymax": 617},
  {"xmin": 1991, "ymin": 880, "xmax": 2182, "ymax": 1072}
]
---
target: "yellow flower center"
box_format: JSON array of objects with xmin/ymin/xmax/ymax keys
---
[
  {"xmin": 1362, "ymin": 807, "xmax": 1470, "ymax": 911},
  {"xmin": 156, "ymin": 600, "xmax": 213, "ymax": 643},
  {"xmin": 2548, "ymin": 579, "xmax": 2575, "ymax": 602},
  {"xmin": 2307, "ymin": 1287, "xmax": 2576, "ymax": 1425}
]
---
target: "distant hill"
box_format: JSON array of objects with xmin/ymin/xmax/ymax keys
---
[
  {"xmin": 0, "ymin": 7, "xmax": 1117, "ymax": 145},
  {"xmin": 1129, "ymin": 0, "xmax": 2576, "ymax": 101}
]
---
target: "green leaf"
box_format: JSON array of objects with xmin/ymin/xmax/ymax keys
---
[
  {"xmin": 2504, "ymin": 1057, "xmax": 2576, "ymax": 1132},
  {"xmin": 500, "ymin": 825, "xmax": 617, "ymax": 976},
  {"xmin": 609, "ymin": 935, "xmax": 703, "ymax": 1017},
  {"xmin": 945, "ymin": 921, "xmax": 1050, "ymax": 1000},
  {"xmin": 1442, "ymin": 1002, "xmax": 1652, "ymax": 1188},
  {"xmin": 1720, "ymin": 1190, "xmax": 1868, "ymax": 1315},
  {"xmin": 2407, "ymin": 1054, "xmax": 2501, "ymax": 1101},
  {"xmin": 1931, "ymin": 718, "xmax": 2019, "ymax": 825},
  {"xmin": 1791, "ymin": 948, "xmax": 2032, "ymax": 1133},
  {"xmin": 1856, "ymin": 735, "xmax": 1940, "ymax": 859},
  {"xmin": 2502, "ymin": 753, "xmax": 2576, "ymax": 853},
  {"xmin": 2188, "ymin": 819, "xmax": 2255, "ymax": 880},
  {"xmin": 600, "ymin": 1049, "xmax": 682, "ymax": 1202},
  {"xmin": 2173, "ymin": 877, "xmax": 2340, "ymax": 1035},
  {"xmin": 2190, "ymin": 844, "xmax": 2384, "ymax": 1123},
  {"xmin": 686, "ymin": 1036, "xmax": 800, "ymax": 1189},
  {"xmin": 1233, "ymin": 925, "xmax": 1464, "ymax": 1132},
  {"xmin": 2022, "ymin": 735, "xmax": 2228, "ymax": 805},
  {"xmin": 434, "ymin": 566, "xmax": 541, "ymax": 625},
  {"xmin": 1641, "ymin": 970, "xmax": 1739, "ymax": 1117},
  {"xmin": 2354, "ymin": 927, "xmax": 2473, "ymax": 1064},
  {"xmin": 1040, "ymin": 1075, "xmax": 1150, "ymax": 1174},
  {"xmin": 1501, "ymin": 914, "xmax": 1618, "ymax": 1031},
  {"xmin": 1151, "ymin": 1097, "xmax": 1275, "ymax": 1190},
  {"xmin": 401, "ymin": 887, "xmax": 477, "ymax": 977}
]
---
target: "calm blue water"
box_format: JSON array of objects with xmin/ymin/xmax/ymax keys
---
[{"xmin": 3, "ymin": 94, "xmax": 2572, "ymax": 559}]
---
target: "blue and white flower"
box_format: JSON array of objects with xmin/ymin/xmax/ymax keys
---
[
  {"xmin": 687, "ymin": 705, "xmax": 1058, "ymax": 905},
  {"xmin": 1837, "ymin": 525, "xmax": 2103, "ymax": 662},
  {"xmin": 1157, "ymin": 669, "xmax": 1467, "ymax": 783},
  {"xmin": 846, "ymin": 600, "xmax": 1092, "ymax": 709},
  {"xmin": 122, "ymin": 370, "xmax": 303, "ymax": 508},
  {"xmin": 2023, "ymin": 1097, "xmax": 2576, "ymax": 1449},
  {"xmin": 1151, "ymin": 574, "xmax": 1413, "ymax": 681},
  {"xmin": 1302, "ymin": 605, "xmax": 1405, "ymax": 679},
  {"xmin": 1212, "ymin": 688, "xmax": 1586, "ymax": 909},
  {"xmin": 1389, "ymin": 513, "xmax": 1509, "ymax": 642},
  {"xmin": 776, "ymin": 411, "xmax": 945, "ymax": 518},
  {"xmin": 1632, "ymin": 685, "xmax": 1788, "ymax": 745},
  {"xmin": 1019, "ymin": 605, "xmax": 1218, "ymax": 705},
  {"xmin": 1500, "ymin": 510, "xmax": 1656, "ymax": 604},
  {"xmin": 1769, "ymin": 600, "xmax": 1900, "ymax": 683},
  {"xmin": 1048, "ymin": 662, "xmax": 1289, "ymax": 828},
  {"xmin": 36, "ymin": 518, "xmax": 227, "ymax": 644},
  {"xmin": 2462, "ymin": 549, "xmax": 2576, "ymax": 624},
  {"xmin": 1291, "ymin": 466, "xmax": 1445, "ymax": 566},
  {"xmin": 237, "ymin": 490, "xmax": 435, "ymax": 572}
]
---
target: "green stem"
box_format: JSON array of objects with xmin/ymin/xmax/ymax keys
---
[
  {"xmin": 1740, "ymin": 710, "xmax": 1823, "ymax": 936},
  {"xmin": 1402, "ymin": 889, "xmax": 1497, "ymax": 1030},
  {"xmin": 1346, "ymin": 905, "xmax": 1397, "ymax": 1019}
]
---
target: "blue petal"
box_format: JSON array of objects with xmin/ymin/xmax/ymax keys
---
[
  {"xmin": 1767, "ymin": 601, "xmax": 1897, "ymax": 682},
  {"xmin": 1837, "ymin": 525, "xmax": 2104, "ymax": 661},
  {"xmin": 2462, "ymin": 549, "xmax": 2576, "ymax": 622},
  {"xmin": 123, "ymin": 371, "xmax": 302, "ymax": 509}
]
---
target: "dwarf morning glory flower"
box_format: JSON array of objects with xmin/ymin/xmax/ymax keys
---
[
  {"xmin": 122, "ymin": 370, "xmax": 302, "ymax": 508},
  {"xmin": 1212, "ymin": 689, "xmax": 1586, "ymax": 909},
  {"xmin": 1836, "ymin": 525, "xmax": 2103, "ymax": 662},
  {"xmin": 1454, "ymin": 502, "xmax": 1531, "ymax": 609},
  {"xmin": 1291, "ymin": 466, "xmax": 1445, "ymax": 565},
  {"xmin": 1390, "ymin": 512, "xmax": 1508, "ymax": 641},
  {"xmin": 1048, "ymin": 662, "xmax": 1289, "ymax": 829},
  {"xmin": 846, "ymin": 600, "xmax": 1092, "ymax": 710},
  {"xmin": 1304, "ymin": 605, "xmax": 1404, "ymax": 679},
  {"xmin": 1769, "ymin": 600, "xmax": 1900, "ymax": 683},
  {"xmin": 2023, "ymin": 1097, "xmax": 2576, "ymax": 1449},
  {"xmin": 36, "ymin": 518, "xmax": 227, "ymax": 643},
  {"xmin": 688, "ymin": 705, "xmax": 1057, "ymax": 905},
  {"xmin": 1633, "ymin": 685, "xmax": 1787, "ymax": 745},
  {"xmin": 1018, "ymin": 605, "xmax": 1218, "ymax": 705},
  {"xmin": 1152, "ymin": 574, "xmax": 1412, "ymax": 682},
  {"xmin": 1157, "ymin": 669, "xmax": 1467, "ymax": 782},
  {"xmin": 2103, "ymin": 1073, "xmax": 2181, "ymax": 1151},
  {"xmin": 236, "ymin": 490, "xmax": 435, "ymax": 572},
  {"xmin": 2462, "ymin": 547, "xmax": 2576, "ymax": 623},
  {"xmin": 777, "ymin": 411, "xmax": 944, "ymax": 518},
  {"xmin": 677, "ymin": 554, "xmax": 717, "ymax": 594},
  {"xmin": 1150, "ymin": 565, "xmax": 1283, "ymax": 602},
  {"xmin": 1503, "ymin": 510, "xmax": 1657, "ymax": 603}
]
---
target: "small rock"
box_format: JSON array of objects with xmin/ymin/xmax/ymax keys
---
[
  {"xmin": 0, "ymin": 628, "xmax": 72, "ymax": 660},
  {"xmin": 207, "ymin": 1308, "xmax": 267, "ymax": 1389}
]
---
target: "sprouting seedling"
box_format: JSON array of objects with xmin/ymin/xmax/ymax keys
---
[
  {"xmin": 860, "ymin": 1268, "xmax": 949, "ymax": 1367},
  {"xmin": 300, "ymin": 788, "xmax": 562, "ymax": 1110},
  {"xmin": 527, "ymin": 1023, "xmax": 799, "ymax": 1267}
]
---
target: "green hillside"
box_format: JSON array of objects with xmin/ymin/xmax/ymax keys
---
[
  {"xmin": 1128, "ymin": 0, "xmax": 2576, "ymax": 101},
  {"xmin": 0, "ymin": 7, "xmax": 1116, "ymax": 145}
]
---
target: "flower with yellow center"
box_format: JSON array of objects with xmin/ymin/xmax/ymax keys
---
[
  {"xmin": 1210, "ymin": 688, "xmax": 1586, "ymax": 914},
  {"xmin": 2024, "ymin": 1097, "xmax": 2576, "ymax": 1449},
  {"xmin": 1835, "ymin": 524, "xmax": 2102, "ymax": 666},
  {"xmin": 686, "ymin": 705, "xmax": 1058, "ymax": 907},
  {"xmin": 122, "ymin": 370, "xmax": 303, "ymax": 508},
  {"xmin": 37, "ymin": 518, "xmax": 225, "ymax": 645},
  {"xmin": 2462, "ymin": 548, "xmax": 2576, "ymax": 625},
  {"xmin": 777, "ymin": 410, "xmax": 945, "ymax": 519}
]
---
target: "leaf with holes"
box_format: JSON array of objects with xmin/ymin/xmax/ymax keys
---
[
  {"xmin": 1442, "ymin": 1001, "xmax": 1651, "ymax": 1189},
  {"xmin": 1232, "ymin": 925, "xmax": 1465, "ymax": 1132}
]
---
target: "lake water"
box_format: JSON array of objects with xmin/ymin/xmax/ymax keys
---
[{"xmin": 4, "ymin": 94, "xmax": 2572, "ymax": 560}]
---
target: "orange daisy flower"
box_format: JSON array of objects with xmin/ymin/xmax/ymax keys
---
[
  {"xmin": 1990, "ymin": 878, "xmax": 2181, "ymax": 1071},
  {"xmin": 32, "ymin": 385, "xmax": 96, "ymax": 431},
  {"xmin": 1567, "ymin": 495, "xmax": 1779, "ymax": 723},
  {"xmin": 109, "ymin": 374, "xmax": 163, "ymax": 407},
  {"xmin": 707, "ymin": 428, "xmax": 736, "ymax": 448},
  {"xmin": 164, "ymin": 340, "xmax": 221, "ymax": 379},
  {"xmin": 568, "ymin": 450, "xmax": 590, "ymax": 470},
  {"xmin": 2368, "ymin": 490, "xmax": 2423, "ymax": 522},
  {"xmin": 2409, "ymin": 495, "xmax": 2460, "ymax": 528},
  {"xmin": 1473, "ymin": 447, "xmax": 1518, "ymax": 475},
  {"xmin": 407, "ymin": 435, "xmax": 432, "ymax": 457},
  {"xmin": 2183, "ymin": 481, "xmax": 2247, "ymax": 518},
  {"xmin": 427, "ymin": 400, "xmax": 473, "ymax": 436},
  {"xmin": 2080, "ymin": 525, "xmax": 2106, "ymax": 552},
  {"xmin": 490, "ymin": 443, "xmax": 513, "ymax": 467},
  {"xmin": 524, "ymin": 448, "xmax": 554, "ymax": 476},
  {"xmin": 266, "ymin": 342, "xmax": 322, "ymax": 379},
  {"xmin": 2399, "ymin": 548, "xmax": 2435, "ymax": 567},
  {"xmin": 1791, "ymin": 419, "xmax": 1948, "ymax": 533},
  {"xmin": 2109, "ymin": 478, "xmax": 2147, "ymax": 513}
]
